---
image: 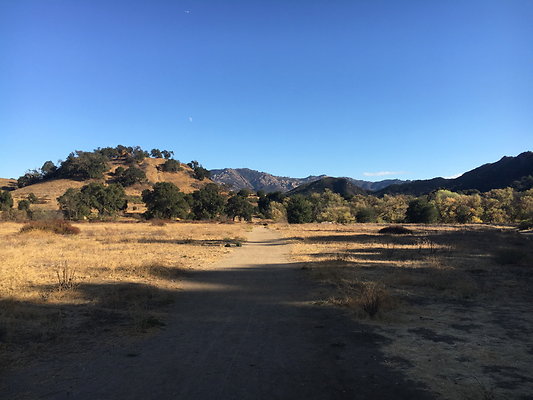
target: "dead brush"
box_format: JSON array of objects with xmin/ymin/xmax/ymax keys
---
[
  {"xmin": 417, "ymin": 236, "xmax": 437, "ymax": 255},
  {"xmin": 56, "ymin": 261, "xmax": 77, "ymax": 291},
  {"xmin": 20, "ymin": 220, "xmax": 80, "ymax": 235},
  {"xmin": 358, "ymin": 282, "xmax": 390, "ymax": 317}
]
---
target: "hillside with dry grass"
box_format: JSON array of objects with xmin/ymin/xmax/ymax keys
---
[
  {"xmin": 8, "ymin": 158, "xmax": 213, "ymax": 212},
  {"xmin": 0, "ymin": 178, "xmax": 16, "ymax": 191}
]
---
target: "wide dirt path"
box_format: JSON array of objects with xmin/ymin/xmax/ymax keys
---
[{"xmin": 2, "ymin": 226, "xmax": 431, "ymax": 399}]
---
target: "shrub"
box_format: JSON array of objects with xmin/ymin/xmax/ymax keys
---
[
  {"xmin": 0, "ymin": 190, "xmax": 13, "ymax": 211},
  {"xmin": 358, "ymin": 282, "xmax": 389, "ymax": 317},
  {"xmin": 356, "ymin": 207, "xmax": 377, "ymax": 223},
  {"xmin": 161, "ymin": 159, "xmax": 182, "ymax": 172},
  {"xmin": 286, "ymin": 195, "xmax": 313, "ymax": 224},
  {"xmin": 27, "ymin": 193, "xmax": 38, "ymax": 204},
  {"xmin": 406, "ymin": 198, "xmax": 438, "ymax": 223},
  {"xmin": 379, "ymin": 225, "xmax": 413, "ymax": 235},
  {"xmin": 20, "ymin": 220, "xmax": 80, "ymax": 235},
  {"xmin": 17, "ymin": 199, "xmax": 31, "ymax": 212}
]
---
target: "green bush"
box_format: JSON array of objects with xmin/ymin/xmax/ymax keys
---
[
  {"xmin": 286, "ymin": 195, "xmax": 313, "ymax": 224},
  {"xmin": 161, "ymin": 159, "xmax": 182, "ymax": 172},
  {"xmin": 356, "ymin": 207, "xmax": 377, "ymax": 223},
  {"xmin": 406, "ymin": 198, "xmax": 438, "ymax": 223},
  {"xmin": 17, "ymin": 199, "xmax": 31, "ymax": 212},
  {"xmin": 142, "ymin": 182, "xmax": 189, "ymax": 219},
  {"xmin": 0, "ymin": 190, "xmax": 13, "ymax": 211}
]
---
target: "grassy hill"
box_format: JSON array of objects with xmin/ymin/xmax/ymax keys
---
[
  {"xmin": 9, "ymin": 158, "xmax": 212, "ymax": 211},
  {"xmin": 0, "ymin": 178, "xmax": 16, "ymax": 191}
]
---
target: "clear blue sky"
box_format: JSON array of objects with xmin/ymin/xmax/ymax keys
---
[{"xmin": 1, "ymin": 0, "xmax": 532, "ymax": 180}]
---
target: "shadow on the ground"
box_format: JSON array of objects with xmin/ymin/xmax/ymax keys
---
[{"xmin": 1, "ymin": 259, "xmax": 434, "ymax": 399}]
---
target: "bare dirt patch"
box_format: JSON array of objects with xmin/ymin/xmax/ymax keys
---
[{"xmin": 276, "ymin": 223, "xmax": 533, "ymax": 399}]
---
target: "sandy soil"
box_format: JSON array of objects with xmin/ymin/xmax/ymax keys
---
[{"xmin": 1, "ymin": 226, "xmax": 432, "ymax": 399}]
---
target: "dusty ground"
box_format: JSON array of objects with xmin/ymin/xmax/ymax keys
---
[
  {"xmin": 2, "ymin": 226, "xmax": 433, "ymax": 399},
  {"xmin": 276, "ymin": 223, "xmax": 533, "ymax": 400},
  {"xmin": 0, "ymin": 221, "xmax": 249, "ymax": 369}
]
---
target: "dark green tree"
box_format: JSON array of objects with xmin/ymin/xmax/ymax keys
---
[
  {"xmin": 0, "ymin": 190, "xmax": 14, "ymax": 211},
  {"xmin": 59, "ymin": 151, "xmax": 109, "ymax": 179},
  {"xmin": 286, "ymin": 195, "xmax": 313, "ymax": 224},
  {"xmin": 187, "ymin": 160, "xmax": 210, "ymax": 180},
  {"xmin": 356, "ymin": 207, "xmax": 377, "ymax": 223},
  {"xmin": 191, "ymin": 183, "xmax": 225, "ymax": 220},
  {"xmin": 161, "ymin": 159, "xmax": 182, "ymax": 172},
  {"xmin": 225, "ymin": 195, "xmax": 254, "ymax": 221},
  {"xmin": 17, "ymin": 170, "xmax": 42, "ymax": 188},
  {"xmin": 161, "ymin": 150, "xmax": 174, "ymax": 159},
  {"xmin": 41, "ymin": 161, "xmax": 57, "ymax": 177},
  {"xmin": 115, "ymin": 166, "xmax": 146, "ymax": 187},
  {"xmin": 142, "ymin": 182, "xmax": 189, "ymax": 219},
  {"xmin": 80, "ymin": 183, "xmax": 127, "ymax": 216},
  {"xmin": 57, "ymin": 188, "xmax": 91, "ymax": 220},
  {"xmin": 150, "ymin": 149, "xmax": 163, "ymax": 158},
  {"xmin": 17, "ymin": 199, "xmax": 31, "ymax": 212},
  {"xmin": 405, "ymin": 198, "xmax": 438, "ymax": 223}
]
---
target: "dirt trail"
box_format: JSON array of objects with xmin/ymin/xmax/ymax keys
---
[{"xmin": 2, "ymin": 226, "xmax": 432, "ymax": 399}]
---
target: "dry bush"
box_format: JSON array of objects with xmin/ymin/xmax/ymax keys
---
[
  {"xmin": 56, "ymin": 261, "xmax": 76, "ymax": 291},
  {"xmin": 379, "ymin": 225, "xmax": 413, "ymax": 235},
  {"xmin": 20, "ymin": 220, "xmax": 80, "ymax": 235},
  {"xmin": 358, "ymin": 282, "xmax": 390, "ymax": 317}
]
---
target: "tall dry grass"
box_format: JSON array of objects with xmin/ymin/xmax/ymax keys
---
[{"xmin": 0, "ymin": 221, "xmax": 249, "ymax": 367}]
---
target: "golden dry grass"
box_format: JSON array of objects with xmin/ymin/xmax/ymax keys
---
[
  {"xmin": 0, "ymin": 221, "xmax": 249, "ymax": 369},
  {"xmin": 276, "ymin": 223, "xmax": 533, "ymax": 400}
]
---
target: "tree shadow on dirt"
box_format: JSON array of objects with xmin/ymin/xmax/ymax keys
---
[{"xmin": 0, "ymin": 261, "xmax": 434, "ymax": 400}]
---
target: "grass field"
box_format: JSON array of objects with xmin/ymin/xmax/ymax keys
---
[
  {"xmin": 0, "ymin": 221, "xmax": 249, "ymax": 370},
  {"xmin": 276, "ymin": 223, "xmax": 533, "ymax": 400}
]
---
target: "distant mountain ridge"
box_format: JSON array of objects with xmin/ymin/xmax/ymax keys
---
[
  {"xmin": 209, "ymin": 168, "xmax": 326, "ymax": 192},
  {"xmin": 376, "ymin": 151, "xmax": 533, "ymax": 196},
  {"xmin": 287, "ymin": 177, "xmax": 368, "ymax": 197},
  {"xmin": 209, "ymin": 168, "xmax": 406, "ymax": 193}
]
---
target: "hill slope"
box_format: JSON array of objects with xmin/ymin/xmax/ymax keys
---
[
  {"xmin": 9, "ymin": 158, "xmax": 212, "ymax": 211},
  {"xmin": 377, "ymin": 151, "xmax": 533, "ymax": 196},
  {"xmin": 287, "ymin": 177, "xmax": 367, "ymax": 197}
]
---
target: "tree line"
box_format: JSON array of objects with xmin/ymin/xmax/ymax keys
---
[{"xmin": 0, "ymin": 183, "xmax": 531, "ymax": 227}]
